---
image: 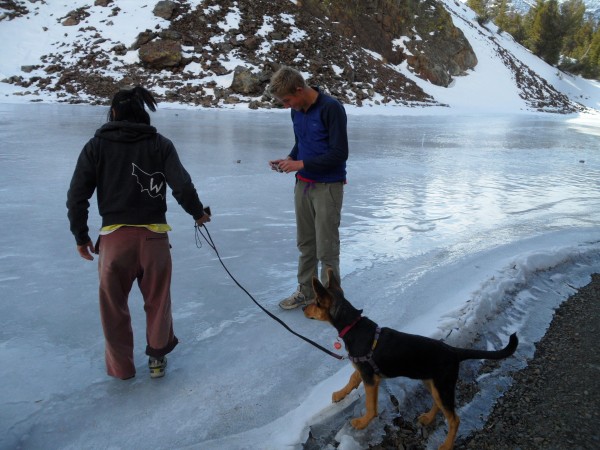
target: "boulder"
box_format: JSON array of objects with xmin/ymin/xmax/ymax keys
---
[
  {"xmin": 229, "ymin": 66, "xmax": 263, "ymax": 95},
  {"xmin": 111, "ymin": 44, "xmax": 128, "ymax": 56},
  {"xmin": 61, "ymin": 8, "xmax": 90, "ymax": 27},
  {"xmin": 131, "ymin": 30, "xmax": 158, "ymax": 50},
  {"xmin": 62, "ymin": 16, "xmax": 79, "ymax": 26},
  {"xmin": 153, "ymin": 1, "xmax": 177, "ymax": 20},
  {"xmin": 139, "ymin": 39, "xmax": 182, "ymax": 69},
  {"xmin": 159, "ymin": 30, "xmax": 183, "ymax": 41}
]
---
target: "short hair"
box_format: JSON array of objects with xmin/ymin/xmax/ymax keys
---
[
  {"xmin": 268, "ymin": 66, "xmax": 307, "ymax": 98},
  {"xmin": 108, "ymin": 86, "xmax": 157, "ymax": 124}
]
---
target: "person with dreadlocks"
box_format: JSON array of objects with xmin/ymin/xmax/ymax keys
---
[{"xmin": 67, "ymin": 86, "xmax": 210, "ymax": 380}]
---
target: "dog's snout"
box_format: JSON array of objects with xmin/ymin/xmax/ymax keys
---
[{"xmin": 302, "ymin": 305, "xmax": 307, "ymax": 312}]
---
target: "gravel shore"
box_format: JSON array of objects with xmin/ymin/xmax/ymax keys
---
[
  {"xmin": 370, "ymin": 273, "xmax": 600, "ymax": 450},
  {"xmin": 458, "ymin": 272, "xmax": 600, "ymax": 450}
]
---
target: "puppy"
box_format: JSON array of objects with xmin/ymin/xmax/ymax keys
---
[{"xmin": 303, "ymin": 268, "xmax": 518, "ymax": 450}]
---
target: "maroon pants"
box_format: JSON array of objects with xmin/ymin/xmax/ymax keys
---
[{"xmin": 98, "ymin": 227, "xmax": 178, "ymax": 379}]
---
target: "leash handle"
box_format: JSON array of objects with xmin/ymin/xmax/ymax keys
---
[{"xmin": 195, "ymin": 224, "xmax": 344, "ymax": 361}]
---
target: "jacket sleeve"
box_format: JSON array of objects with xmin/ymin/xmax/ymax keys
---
[
  {"xmin": 302, "ymin": 100, "xmax": 348, "ymax": 173},
  {"xmin": 161, "ymin": 137, "xmax": 205, "ymax": 220},
  {"xmin": 288, "ymin": 109, "xmax": 299, "ymax": 159},
  {"xmin": 66, "ymin": 141, "xmax": 97, "ymax": 245}
]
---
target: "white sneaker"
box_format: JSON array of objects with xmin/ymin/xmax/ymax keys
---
[
  {"xmin": 279, "ymin": 287, "xmax": 313, "ymax": 310},
  {"xmin": 149, "ymin": 356, "xmax": 167, "ymax": 379}
]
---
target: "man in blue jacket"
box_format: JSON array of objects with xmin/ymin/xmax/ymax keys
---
[{"xmin": 268, "ymin": 66, "xmax": 348, "ymax": 309}]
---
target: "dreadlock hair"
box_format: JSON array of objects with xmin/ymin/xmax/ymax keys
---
[{"xmin": 108, "ymin": 86, "xmax": 158, "ymax": 124}]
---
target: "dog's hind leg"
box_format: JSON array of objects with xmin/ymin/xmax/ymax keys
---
[
  {"xmin": 332, "ymin": 369, "xmax": 362, "ymax": 403},
  {"xmin": 430, "ymin": 380, "xmax": 460, "ymax": 450},
  {"xmin": 437, "ymin": 407, "xmax": 460, "ymax": 450},
  {"xmin": 418, "ymin": 379, "xmax": 440, "ymax": 426},
  {"xmin": 351, "ymin": 375, "xmax": 381, "ymax": 430}
]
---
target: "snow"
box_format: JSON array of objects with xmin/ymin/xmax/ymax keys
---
[
  {"xmin": 1, "ymin": 0, "xmax": 600, "ymax": 112},
  {"xmin": 1, "ymin": 1, "xmax": 600, "ymax": 450}
]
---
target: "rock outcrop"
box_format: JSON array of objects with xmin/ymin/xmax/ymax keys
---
[
  {"xmin": 300, "ymin": 0, "xmax": 477, "ymax": 87},
  {"xmin": 0, "ymin": 0, "xmax": 582, "ymax": 112}
]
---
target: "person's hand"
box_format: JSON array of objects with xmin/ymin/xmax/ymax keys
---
[
  {"xmin": 77, "ymin": 241, "xmax": 95, "ymax": 261},
  {"xmin": 269, "ymin": 159, "xmax": 284, "ymax": 172},
  {"xmin": 277, "ymin": 159, "xmax": 304, "ymax": 173},
  {"xmin": 195, "ymin": 213, "xmax": 211, "ymax": 227}
]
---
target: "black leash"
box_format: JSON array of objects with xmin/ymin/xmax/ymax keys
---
[{"xmin": 195, "ymin": 224, "xmax": 344, "ymax": 360}]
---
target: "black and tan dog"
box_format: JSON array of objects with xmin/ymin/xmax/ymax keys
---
[{"xmin": 303, "ymin": 268, "xmax": 518, "ymax": 450}]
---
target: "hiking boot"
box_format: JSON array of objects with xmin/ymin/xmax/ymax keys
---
[
  {"xmin": 279, "ymin": 287, "xmax": 313, "ymax": 310},
  {"xmin": 149, "ymin": 356, "xmax": 167, "ymax": 379}
]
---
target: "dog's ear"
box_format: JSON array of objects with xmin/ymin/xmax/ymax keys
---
[
  {"xmin": 312, "ymin": 276, "xmax": 328, "ymax": 301},
  {"xmin": 326, "ymin": 267, "xmax": 341, "ymax": 291}
]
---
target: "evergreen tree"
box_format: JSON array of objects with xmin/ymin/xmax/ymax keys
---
[
  {"xmin": 528, "ymin": 0, "xmax": 563, "ymax": 66},
  {"xmin": 560, "ymin": 0, "xmax": 586, "ymax": 55},
  {"xmin": 570, "ymin": 19, "xmax": 594, "ymax": 62},
  {"xmin": 485, "ymin": 0, "xmax": 600, "ymax": 78},
  {"xmin": 522, "ymin": 0, "xmax": 542, "ymax": 45},
  {"xmin": 494, "ymin": 0, "xmax": 510, "ymax": 32},
  {"xmin": 493, "ymin": 0, "xmax": 526, "ymax": 43},
  {"xmin": 584, "ymin": 25, "xmax": 600, "ymax": 78},
  {"xmin": 468, "ymin": 0, "xmax": 490, "ymax": 22}
]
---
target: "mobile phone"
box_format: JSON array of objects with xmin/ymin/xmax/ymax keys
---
[{"xmin": 270, "ymin": 162, "xmax": 284, "ymax": 173}]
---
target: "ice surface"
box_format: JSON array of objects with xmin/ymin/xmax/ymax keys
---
[{"xmin": 0, "ymin": 104, "xmax": 599, "ymax": 449}]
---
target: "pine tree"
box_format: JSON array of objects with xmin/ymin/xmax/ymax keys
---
[
  {"xmin": 560, "ymin": 0, "xmax": 586, "ymax": 55},
  {"xmin": 486, "ymin": 0, "xmax": 600, "ymax": 78},
  {"xmin": 568, "ymin": 19, "xmax": 594, "ymax": 63},
  {"xmin": 467, "ymin": 0, "xmax": 490, "ymax": 23},
  {"xmin": 527, "ymin": 0, "xmax": 563, "ymax": 66},
  {"xmin": 584, "ymin": 26, "xmax": 600, "ymax": 78},
  {"xmin": 493, "ymin": 0, "xmax": 526, "ymax": 43},
  {"xmin": 494, "ymin": 0, "xmax": 510, "ymax": 32}
]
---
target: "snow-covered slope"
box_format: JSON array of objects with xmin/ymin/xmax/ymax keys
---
[{"xmin": 0, "ymin": 0, "xmax": 598, "ymax": 114}]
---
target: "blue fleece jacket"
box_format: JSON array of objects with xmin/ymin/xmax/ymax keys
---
[{"xmin": 289, "ymin": 89, "xmax": 348, "ymax": 183}]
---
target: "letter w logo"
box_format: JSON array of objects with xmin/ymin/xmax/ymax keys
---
[{"xmin": 132, "ymin": 163, "xmax": 166, "ymax": 199}]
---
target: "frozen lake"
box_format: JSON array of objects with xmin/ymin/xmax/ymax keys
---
[{"xmin": 1, "ymin": 103, "xmax": 599, "ymax": 449}]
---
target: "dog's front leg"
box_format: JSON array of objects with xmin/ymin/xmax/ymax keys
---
[
  {"xmin": 332, "ymin": 369, "xmax": 362, "ymax": 403},
  {"xmin": 351, "ymin": 376, "xmax": 380, "ymax": 430}
]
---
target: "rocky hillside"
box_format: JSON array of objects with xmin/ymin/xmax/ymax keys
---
[{"xmin": 0, "ymin": 0, "xmax": 585, "ymax": 112}]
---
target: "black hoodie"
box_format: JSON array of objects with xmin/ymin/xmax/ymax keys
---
[{"xmin": 67, "ymin": 121, "xmax": 205, "ymax": 245}]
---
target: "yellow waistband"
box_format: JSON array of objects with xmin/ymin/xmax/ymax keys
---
[{"xmin": 100, "ymin": 224, "xmax": 172, "ymax": 235}]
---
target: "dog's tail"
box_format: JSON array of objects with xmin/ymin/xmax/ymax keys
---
[{"xmin": 457, "ymin": 333, "xmax": 518, "ymax": 362}]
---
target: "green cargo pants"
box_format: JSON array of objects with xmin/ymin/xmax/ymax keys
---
[{"xmin": 294, "ymin": 179, "xmax": 344, "ymax": 299}]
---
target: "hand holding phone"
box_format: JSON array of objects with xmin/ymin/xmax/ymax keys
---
[{"xmin": 270, "ymin": 161, "xmax": 284, "ymax": 173}]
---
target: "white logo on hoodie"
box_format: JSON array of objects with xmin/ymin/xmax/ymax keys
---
[{"xmin": 132, "ymin": 163, "xmax": 166, "ymax": 199}]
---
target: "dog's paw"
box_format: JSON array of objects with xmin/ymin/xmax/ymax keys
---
[
  {"xmin": 332, "ymin": 390, "xmax": 347, "ymax": 403},
  {"xmin": 350, "ymin": 416, "xmax": 372, "ymax": 430},
  {"xmin": 418, "ymin": 412, "xmax": 436, "ymax": 426}
]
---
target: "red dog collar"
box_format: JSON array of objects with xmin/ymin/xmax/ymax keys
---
[{"xmin": 338, "ymin": 315, "xmax": 362, "ymax": 338}]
